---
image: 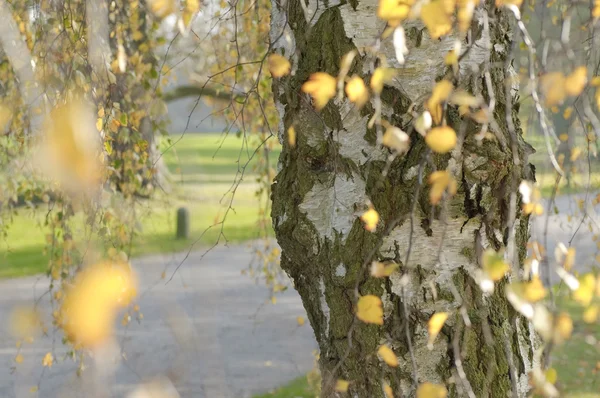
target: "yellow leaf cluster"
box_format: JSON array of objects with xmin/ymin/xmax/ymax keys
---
[
  {"xmin": 42, "ymin": 352, "xmax": 53, "ymax": 368},
  {"xmin": 573, "ymin": 273, "xmax": 600, "ymax": 306},
  {"xmin": 428, "ymin": 170, "xmax": 457, "ymax": 205},
  {"xmin": 416, "ymin": 382, "xmax": 447, "ymax": 398},
  {"xmin": 420, "ymin": 1, "xmax": 453, "ymax": 39},
  {"xmin": 148, "ymin": 0, "xmax": 176, "ymax": 18},
  {"xmin": 507, "ymin": 277, "xmax": 547, "ymax": 308},
  {"xmin": 427, "ymin": 312, "xmax": 448, "ymax": 349},
  {"xmin": 371, "ymin": 68, "xmax": 396, "ymax": 95},
  {"xmin": 302, "ymin": 73, "xmax": 337, "ymax": 110},
  {"xmin": 425, "ymin": 126, "xmax": 457, "ymax": 154},
  {"xmin": 371, "ymin": 261, "xmax": 399, "ymax": 278},
  {"xmin": 60, "ymin": 261, "xmax": 137, "ymax": 347},
  {"xmin": 42, "ymin": 102, "xmax": 103, "ymax": 194},
  {"xmin": 482, "ymin": 249, "xmax": 510, "ymax": 281},
  {"xmin": 540, "ymin": 67, "xmax": 587, "ymax": 106},
  {"xmin": 268, "ymin": 54, "xmax": 291, "ymax": 78},
  {"xmin": 9, "ymin": 306, "xmax": 42, "ymax": 341},
  {"xmin": 384, "ymin": 382, "xmax": 394, "ymax": 398},
  {"xmin": 336, "ymin": 379, "xmax": 350, "ymax": 392},
  {"xmin": 287, "ymin": 126, "xmax": 296, "ymax": 147},
  {"xmin": 457, "ymin": 0, "xmax": 476, "ymax": 33},
  {"xmin": 495, "ymin": 0, "xmax": 523, "ymax": 7},
  {"xmin": 361, "ymin": 207, "xmax": 380, "ymax": 232},
  {"xmin": 345, "ymin": 75, "xmax": 369, "ymax": 108},
  {"xmin": 377, "ymin": 0, "xmax": 414, "ymax": 26},
  {"xmin": 356, "ymin": 295, "xmax": 384, "ymax": 325},
  {"xmin": 426, "ymin": 80, "xmax": 453, "ymax": 124},
  {"xmin": 565, "ymin": 66, "xmax": 588, "ymax": 96},
  {"xmin": 378, "ymin": 344, "xmax": 399, "ymax": 367}
]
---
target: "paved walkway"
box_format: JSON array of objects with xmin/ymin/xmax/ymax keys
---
[
  {"xmin": 534, "ymin": 193, "xmax": 600, "ymax": 283},
  {"xmin": 0, "ymin": 244, "xmax": 318, "ymax": 398}
]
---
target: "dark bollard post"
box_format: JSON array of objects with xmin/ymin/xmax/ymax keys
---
[{"xmin": 176, "ymin": 207, "xmax": 189, "ymax": 239}]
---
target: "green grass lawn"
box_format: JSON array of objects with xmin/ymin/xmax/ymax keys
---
[
  {"xmin": 253, "ymin": 377, "xmax": 316, "ymax": 398},
  {"xmin": 0, "ymin": 132, "xmax": 280, "ymax": 278}
]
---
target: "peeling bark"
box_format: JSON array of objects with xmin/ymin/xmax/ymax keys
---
[{"xmin": 271, "ymin": 1, "xmax": 537, "ymax": 396}]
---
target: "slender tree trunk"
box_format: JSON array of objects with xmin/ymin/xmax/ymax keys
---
[{"xmin": 271, "ymin": 1, "xmax": 538, "ymax": 397}]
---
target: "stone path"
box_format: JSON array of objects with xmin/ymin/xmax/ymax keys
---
[{"xmin": 0, "ymin": 244, "xmax": 318, "ymax": 398}]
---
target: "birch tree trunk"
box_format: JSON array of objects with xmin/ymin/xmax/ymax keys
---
[{"xmin": 271, "ymin": 1, "xmax": 537, "ymax": 397}]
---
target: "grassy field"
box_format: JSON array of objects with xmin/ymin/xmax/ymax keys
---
[{"xmin": 0, "ymin": 133, "xmax": 280, "ymax": 278}]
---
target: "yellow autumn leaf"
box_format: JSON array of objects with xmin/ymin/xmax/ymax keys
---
[
  {"xmin": 268, "ymin": 54, "xmax": 291, "ymax": 78},
  {"xmin": 420, "ymin": 1, "xmax": 452, "ymax": 40},
  {"xmin": 428, "ymin": 170, "xmax": 457, "ymax": 205},
  {"xmin": 596, "ymin": 88, "xmax": 600, "ymax": 112},
  {"xmin": 594, "ymin": 0, "xmax": 600, "ymax": 18},
  {"xmin": 15, "ymin": 354, "xmax": 24, "ymax": 364},
  {"xmin": 60, "ymin": 261, "xmax": 137, "ymax": 348},
  {"xmin": 495, "ymin": 0, "xmax": 523, "ymax": 7},
  {"xmin": 426, "ymin": 80, "xmax": 453, "ymax": 124},
  {"xmin": 30, "ymin": 386, "xmax": 38, "ymax": 393},
  {"xmin": 565, "ymin": 66, "xmax": 587, "ymax": 97},
  {"xmin": 288, "ymin": 126, "xmax": 296, "ymax": 147},
  {"xmin": 297, "ymin": 316, "xmax": 305, "ymax": 326},
  {"xmin": 574, "ymin": 273, "xmax": 596, "ymax": 306},
  {"xmin": 335, "ymin": 379, "xmax": 350, "ymax": 392},
  {"xmin": 427, "ymin": 312, "xmax": 448, "ymax": 349},
  {"xmin": 371, "ymin": 67, "xmax": 396, "ymax": 95},
  {"xmin": 371, "ymin": 261, "xmax": 399, "ymax": 278},
  {"xmin": 378, "ymin": 344, "xmax": 399, "ymax": 367},
  {"xmin": 457, "ymin": 0, "xmax": 475, "ymax": 33},
  {"xmin": 42, "ymin": 101, "xmax": 103, "ymax": 194},
  {"xmin": 583, "ymin": 305, "xmax": 599, "ymax": 323},
  {"xmin": 482, "ymin": 249, "xmax": 510, "ymax": 281},
  {"xmin": 356, "ymin": 295, "xmax": 384, "ymax": 325},
  {"xmin": 563, "ymin": 247, "xmax": 576, "ymax": 271},
  {"xmin": 416, "ymin": 382, "xmax": 448, "ymax": 398},
  {"xmin": 148, "ymin": 0, "xmax": 176, "ymax": 17},
  {"xmin": 449, "ymin": 89, "xmax": 480, "ymax": 107},
  {"xmin": 523, "ymin": 277, "xmax": 547, "ymax": 302},
  {"xmin": 382, "ymin": 124, "xmax": 410, "ymax": 153},
  {"xmin": 563, "ymin": 107, "xmax": 573, "ymax": 119},
  {"xmin": 545, "ymin": 368, "xmax": 558, "ymax": 385},
  {"xmin": 377, "ymin": 0, "xmax": 413, "ymax": 26},
  {"xmin": 539, "ymin": 72, "xmax": 566, "ymax": 106},
  {"xmin": 42, "ymin": 352, "xmax": 53, "ymax": 367},
  {"xmin": 361, "ymin": 208, "xmax": 380, "ymax": 232},
  {"xmin": 384, "ymin": 382, "xmax": 394, "ymax": 398},
  {"xmin": 302, "ymin": 72, "xmax": 337, "ymax": 110},
  {"xmin": 444, "ymin": 48, "xmax": 459, "ymax": 69},
  {"xmin": 523, "ymin": 202, "xmax": 544, "ymax": 216},
  {"xmin": 9, "ymin": 306, "xmax": 41, "ymax": 340},
  {"xmin": 554, "ymin": 312, "xmax": 572, "ymax": 342},
  {"xmin": 425, "ymin": 126, "xmax": 457, "ymax": 154},
  {"xmin": 345, "ymin": 75, "xmax": 369, "ymax": 108}
]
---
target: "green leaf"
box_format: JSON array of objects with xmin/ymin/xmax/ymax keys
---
[{"xmin": 104, "ymin": 141, "xmax": 113, "ymax": 155}]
